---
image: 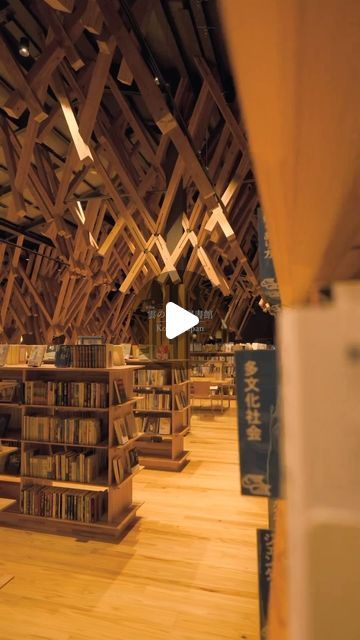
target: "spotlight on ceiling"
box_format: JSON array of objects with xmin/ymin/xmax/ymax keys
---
[{"xmin": 19, "ymin": 36, "xmax": 30, "ymax": 57}]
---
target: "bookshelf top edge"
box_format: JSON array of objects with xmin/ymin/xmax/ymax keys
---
[{"xmin": 0, "ymin": 365, "xmax": 143, "ymax": 372}]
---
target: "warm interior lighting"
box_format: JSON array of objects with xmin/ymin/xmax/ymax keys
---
[
  {"xmin": 19, "ymin": 36, "xmax": 30, "ymax": 57},
  {"xmin": 75, "ymin": 200, "xmax": 86, "ymax": 224}
]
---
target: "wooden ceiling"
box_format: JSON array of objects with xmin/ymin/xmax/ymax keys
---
[
  {"xmin": 220, "ymin": 0, "xmax": 360, "ymax": 307},
  {"xmin": 0, "ymin": 0, "xmax": 262, "ymax": 343}
]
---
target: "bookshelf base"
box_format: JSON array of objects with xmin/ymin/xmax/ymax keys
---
[
  {"xmin": 138, "ymin": 451, "xmax": 190, "ymax": 472},
  {"xmin": 0, "ymin": 502, "xmax": 142, "ymax": 540}
]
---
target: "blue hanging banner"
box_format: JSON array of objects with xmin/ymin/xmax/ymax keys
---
[
  {"xmin": 235, "ymin": 349, "xmax": 280, "ymax": 497},
  {"xmin": 257, "ymin": 528, "xmax": 274, "ymax": 640},
  {"xmin": 257, "ymin": 206, "xmax": 281, "ymax": 314}
]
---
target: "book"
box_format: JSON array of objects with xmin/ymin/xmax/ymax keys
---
[
  {"xmin": 113, "ymin": 417, "xmax": 128, "ymax": 445},
  {"xmin": 55, "ymin": 345, "xmax": 71, "ymax": 367},
  {"xmin": 0, "ymin": 414, "xmax": 10, "ymax": 437},
  {"xmin": 134, "ymin": 369, "xmax": 168, "ymax": 386},
  {"xmin": 112, "ymin": 457, "xmax": 125, "ymax": 484},
  {"xmin": 5, "ymin": 449, "xmax": 21, "ymax": 475},
  {"xmin": 158, "ymin": 418, "xmax": 171, "ymax": 435},
  {"xmin": 155, "ymin": 344, "xmax": 169, "ymax": 360},
  {"xmin": 0, "ymin": 446, "xmax": 18, "ymax": 472},
  {"xmin": 23, "ymin": 416, "xmax": 102, "ymax": 445},
  {"xmin": 124, "ymin": 413, "xmax": 136, "ymax": 438},
  {"xmin": 174, "ymin": 368, "xmax": 188, "ymax": 384},
  {"xmin": 22, "ymin": 448, "xmax": 103, "ymax": 483},
  {"xmin": 128, "ymin": 448, "xmax": 139, "ymax": 470},
  {"xmin": 6, "ymin": 345, "xmax": 27, "ymax": 365},
  {"xmin": 24, "ymin": 381, "xmax": 108, "ymax": 408},
  {"xmin": 21, "ymin": 484, "xmax": 106, "ymax": 523},
  {"xmin": 120, "ymin": 344, "xmax": 131, "ymax": 359},
  {"xmin": 143, "ymin": 416, "xmax": 158, "ymax": 434},
  {"xmin": 137, "ymin": 391, "xmax": 171, "ymax": 411},
  {"xmin": 43, "ymin": 345, "xmax": 57, "ymax": 364},
  {"xmin": 111, "ymin": 345, "xmax": 125, "ymax": 366},
  {"xmin": 69, "ymin": 345, "xmax": 107, "ymax": 368},
  {"xmin": 0, "ymin": 380, "xmax": 21, "ymax": 403},
  {"xmin": 174, "ymin": 391, "xmax": 188, "ymax": 410},
  {"xmin": 113, "ymin": 379, "xmax": 127, "ymax": 404},
  {"xmin": 142, "ymin": 416, "xmax": 172, "ymax": 435},
  {"xmin": 0, "ymin": 345, "xmax": 9, "ymax": 367},
  {"xmin": 28, "ymin": 345, "xmax": 46, "ymax": 367}
]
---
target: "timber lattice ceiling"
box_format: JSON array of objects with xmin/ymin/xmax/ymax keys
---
[{"xmin": 0, "ymin": 0, "xmax": 261, "ymax": 343}]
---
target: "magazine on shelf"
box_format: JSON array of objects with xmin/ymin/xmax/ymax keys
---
[
  {"xmin": 0, "ymin": 345, "xmax": 9, "ymax": 367},
  {"xmin": 113, "ymin": 457, "xmax": 125, "ymax": 484},
  {"xmin": 113, "ymin": 417, "xmax": 128, "ymax": 445},
  {"xmin": 27, "ymin": 345, "xmax": 47, "ymax": 367},
  {"xmin": 0, "ymin": 380, "xmax": 21, "ymax": 403},
  {"xmin": 113, "ymin": 379, "xmax": 127, "ymax": 404}
]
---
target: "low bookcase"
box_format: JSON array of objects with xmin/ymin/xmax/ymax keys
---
[
  {"xmin": 130, "ymin": 359, "xmax": 190, "ymax": 471},
  {"xmin": 0, "ymin": 363, "xmax": 143, "ymax": 540}
]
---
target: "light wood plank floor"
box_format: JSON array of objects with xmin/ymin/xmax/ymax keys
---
[{"xmin": 0, "ymin": 407, "xmax": 268, "ymax": 640}]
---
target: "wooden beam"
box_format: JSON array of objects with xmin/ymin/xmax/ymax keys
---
[
  {"xmin": 0, "ymin": 118, "xmax": 26, "ymax": 218},
  {"xmin": 4, "ymin": 39, "xmax": 65, "ymax": 121},
  {"xmin": 0, "ymin": 34, "xmax": 47, "ymax": 123},
  {"xmin": 42, "ymin": 6, "xmax": 84, "ymax": 71},
  {"xmin": 54, "ymin": 38, "xmax": 116, "ymax": 214},
  {"xmin": 16, "ymin": 264, "xmax": 53, "ymax": 326},
  {"xmin": 0, "ymin": 239, "xmax": 22, "ymax": 328},
  {"xmin": 194, "ymin": 56, "xmax": 247, "ymax": 150},
  {"xmin": 43, "ymin": 0, "xmax": 74, "ymax": 12},
  {"xmin": 51, "ymin": 72, "xmax": 93, "ymax": 163},
  {"xmin": 97, "ymin": 0, "xmax": 219, "ymax": 208}
]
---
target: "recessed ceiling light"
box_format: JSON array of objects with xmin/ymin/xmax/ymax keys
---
[{"xmin": 19, "ymin": 36, "xmax": 30, "ymax": 57}]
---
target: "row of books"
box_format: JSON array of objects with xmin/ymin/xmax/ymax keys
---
[
  {"xmin": 21, "ymin": 485, "xmax": 106, "ymax": 523},
  {"xmin": 191, "ymin": 363, "xmax": 234, "ymax": 378},
  {"xmin": 142, "ymin": 416, "xmax": 171, "ymax": 435},
  {"xmin": 113, "ymin": 414, "xmax": 138, "ymax": 445},
  {"xmin": 190, "ymin": 342, "xmax": 269, "ymax": 353},
  {"xmin": 134, "ymin": 369, "xmax": 168, "ymax": 386},
  {"xmin": 112, "ymin": 449, "xmax": 139, "ymax": 484},
  {"xmin": 0, "ymin": 343, "xmax": 132, "ymax": 369},
  {"xmin": 174, "ymin": 391, "xmax": 188, "ymax": 410},
  {"xmin": 173, "ymin": 368, "xmax": 188, "ymax": 384},
  {"xmin": 55, "ymin": 345, "xmax": 108, "ymax": 368},
  {"xmin": 22, "ymin": 448, "xmax": 103, "ymax": 482},
  {"xmin": 223, "ymin": 365, "xmax": 235, "ymax": 377},
  {"xmin": 137, "ymin": 393, "xmax": 171, "ymax": 410},
  {"xmin": 191, "ymin": 355, "xmax": 233, "ymax": 362},
  {"xmin": 23, "ymin": 416, "xmax": 102, "ymax": 445},
  {"xmin": 24, "ymin": 382, "xmax": 108, "ymax": 408},
  {"xmin": 0, "ymin": 344, "xmax": 27, "ymax": 366}
]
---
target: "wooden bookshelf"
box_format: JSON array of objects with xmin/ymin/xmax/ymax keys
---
[
  {"xmin": 0, "ymin": 363, "xmax": 144, "ymax": 539},
  {"xmin": 189, "ymin": 350, "xmax": 236, "ymax": 411},
  {"xmin": 131, "ymin": 359, "xmax": 190, "ymax": 471},
  {"xmin": 190, "ymin": 379, "xmax": 236, "ymax": 412}
]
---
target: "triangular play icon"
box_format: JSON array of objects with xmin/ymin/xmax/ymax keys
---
[{"xmin": 165, "ymin": 302, "xmax": 199, "ymax": 339}]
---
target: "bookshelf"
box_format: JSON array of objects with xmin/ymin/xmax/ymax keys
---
[
  {"xmin": 0, "ymin": 363, "xmax": 144, "ymax": 539},
  {"xmin": 130, "ymin": 359, "xmax": 190, "ymax": 471},
  {"xmin": 189, "ymin": 349, "xmax": 236, "ymax": 411}
]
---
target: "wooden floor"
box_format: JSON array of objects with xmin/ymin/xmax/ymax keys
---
[{"xmin": 0, "ymin": 407, "xmax": 268, "ymax": 640}]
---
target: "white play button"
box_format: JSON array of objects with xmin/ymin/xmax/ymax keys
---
[{"xmin": 165, "ymin": 302, "xmax": 199, "ymax": 339}]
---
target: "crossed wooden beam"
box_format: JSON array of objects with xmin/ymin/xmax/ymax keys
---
[{"xmin": 0, "ymin": 0, "xmax": 260, "ymax": 343}]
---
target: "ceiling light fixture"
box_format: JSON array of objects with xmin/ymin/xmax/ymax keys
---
[{"xmin": 19, "ymin": 36, "xmax": 30, "ymax": 57}]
